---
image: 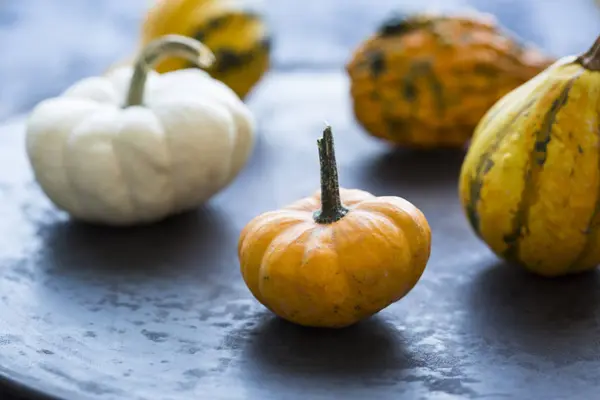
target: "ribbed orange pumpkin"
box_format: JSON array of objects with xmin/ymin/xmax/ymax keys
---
[{"xmin": 238, "ymin": 126, "xmax": 431, "ymax": 328}]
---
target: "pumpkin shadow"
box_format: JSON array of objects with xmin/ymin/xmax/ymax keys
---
[
  {"xmin": 238, "ymin": 313, "xmax": 414, "ymax": 387},
  {"xmin": 466, "ymin": 261, "xmax": 600, "ymax": 363},
  {"xmin": 356, "ymin": 147, "xmax": 466, "ymax": 192},
  {"xmin": 35, "ymin": 206, "xmax": 233, "ymax": 278}
]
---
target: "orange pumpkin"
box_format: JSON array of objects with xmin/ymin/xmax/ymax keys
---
[{"xmin": 238, "ymin": 126, "xmax": 432, "ymax": 328}]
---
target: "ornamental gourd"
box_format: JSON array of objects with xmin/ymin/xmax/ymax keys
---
[
  {"xmin": 238, "ymin": 126, "xmax": 431, "ymax": 328},
  {"xmin": 26, "ymin": 35, "xmax": 255, "ymax": 226},
  {"xmin": 138, "ymin": 0, "xmax": 271, "ymax": 99},
  {"xmin": 346, "ymin": 11, "xmax": 555, "ymax": 148},
  {"xmin": 459, "ymin": 35, "xmax": 600, "ymax": 277}
]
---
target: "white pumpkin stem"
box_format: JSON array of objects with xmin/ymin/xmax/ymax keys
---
[
  {"xmin": 125, "ymin": 34, "xmax": 215, "ymax": 107},
  {"xmin": 314, "ymin": 125, "xmax": 349, "ymax": 224},
  {"xmin": 577, "ymin": 35, "xmax": 600, "ymax": 71}
]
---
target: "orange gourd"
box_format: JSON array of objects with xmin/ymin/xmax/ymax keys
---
[
  {"xmin": 238, "ymin": 126, "xmax": 432, "ymax": 328},
  {"xmin": 346, "ymin": 10, "xmax": 555, "ymax": 148}
]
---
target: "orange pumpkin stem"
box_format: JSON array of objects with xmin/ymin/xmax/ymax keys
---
[
  {"xmin": 577, "ymin": 35, "xmax": 600, "ymax": 71},
  {"xmin": 313, "ymin": 125, "xmax": 349, "ymax": 224}
]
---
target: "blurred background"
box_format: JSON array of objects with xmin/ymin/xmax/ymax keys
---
[{"xmin": 0, "ymin": 0, "xmax": 599, "ymax": 122}]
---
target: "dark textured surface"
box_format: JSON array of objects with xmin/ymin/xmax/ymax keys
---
[
  {"xmin": 4, "ymin": 70, "xmax": 600, "ymax": 400},
  {"xmin": 1, "ymin": 1, "xmax": 600, "ymax": 400}
]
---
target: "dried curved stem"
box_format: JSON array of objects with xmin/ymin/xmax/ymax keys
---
[{"xmin": 125, "ymin": 34, "xmax": 215, "ymax": 107}]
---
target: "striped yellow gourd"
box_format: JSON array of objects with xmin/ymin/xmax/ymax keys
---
[
  {"xmin": 459, "ymin": 35, "xmax": 600, "ymax": 277},
  {"xmin": 140, "ymin": 0, "xmax": 271, "ymax": 99}
]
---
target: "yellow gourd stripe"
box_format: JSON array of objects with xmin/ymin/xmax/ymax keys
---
[
  {"xmin": 463, "ymin": 96, "xmax": 537, "ymax": 235},
  {"xmin": 459, "ymin": 54, "xmax": 600, "ymax": 276},
  {"xmin": 461, "ymin": 75, "xmax": 546, "ymax": 254},
  {"xmin": 503, "ymin": 70, "xmax": 583, "ymax": 266},
  {"xmin": 460, "ymin": 64, "xmax": 558, "ymax": 244}
]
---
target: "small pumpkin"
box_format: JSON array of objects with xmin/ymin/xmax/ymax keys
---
[
  {"xmin": 238, "ymin": 126, "xmax": 431, "ymax": 328},
  {"xmin": 138, "ymin": 0, "xmax": 271, "ymax": 99},
  {"xmin": 346, "ymin": 10, "xmax": 555, "ymax": 148},
  {"xmin": 26, "ymin": 35, "xmax": 255, "ymax": 226},
  {"xmin": 459, "ymin": 34, "xmax": 600, "ymax": 277}
]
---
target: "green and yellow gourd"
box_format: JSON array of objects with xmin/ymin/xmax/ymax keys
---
[
  {"xmin": 346, "ymin": 11, "xmax": 554, "ymax": 148},
  {"xmin": 139, "ymin": 0, "xmax": 271, "ymax": 99},
  {"xmin": 459, "ymin": 35, "xmax": 600, "ymax": 277}
]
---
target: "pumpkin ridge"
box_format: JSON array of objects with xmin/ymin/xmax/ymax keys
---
[
  {"xmin": 333, "ymin": 209, "xmax": 404, "ymax": 280},
  {"xmin": 502, "ymin": 71, "xmax": 582, "ymax": 261},
  {"xmin": 242, "ymin": 218, "xmax": 306, "ymax": 307},
  {"xmin": 350, "ymin": 208, "xmax": 410, "ymax": 261},
  {"xmin": 157, "ymin": 113, "xmax": 178, "ymax": 213},
  {"xmin": 257, "ymin": 222, "xmax": 314, "ymax": 294},
  {"xmin": 62, "ymin": 131, "xmax": 81, "ymax": 215},
  {"xmin": 112, "ymin": 121, "xmax": 137, "ymax": 219},
  {"xmin": 62, "ymin": 111, "xmax": 93, "ymax": 217},
  {"xmin": 238, "ymin": 211, "xmax": 307, "ymax": 258},
  {"xmin": 466, "ymin": 96, "xmax": 538, "ymax": 235}
]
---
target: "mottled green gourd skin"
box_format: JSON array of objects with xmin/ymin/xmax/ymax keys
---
[
  {"xmin": 459, "ymin": 36, "xmax": 600, "ymax": 277},
  {"xmin": 346, "ymin": 11, "xmax": 554, "ymax": 148}
]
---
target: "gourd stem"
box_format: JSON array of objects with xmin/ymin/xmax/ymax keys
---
[
  {"xmin": 313, "ymin": 125, "xmax": 349, "ymax": 224},
  {"xmin": 124, "ymin": 34, "xmax": 215, "ymax": 107},
  {"xmin": 577, "ymin": 35, "xmax": 600, "ymax": 72}
]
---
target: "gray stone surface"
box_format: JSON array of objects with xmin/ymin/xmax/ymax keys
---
[
  {"xmin": 3, "ymin": 69, "xmax": 600, "ymax": 399},
  {"xmin": 1, "ymin": 1, "xmax": 600, "ymax": 400}
]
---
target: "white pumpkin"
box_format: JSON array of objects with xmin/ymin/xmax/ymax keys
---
[{"xmin": 25, "ymin": 35, "xmax": 255, "ymax": 226}]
